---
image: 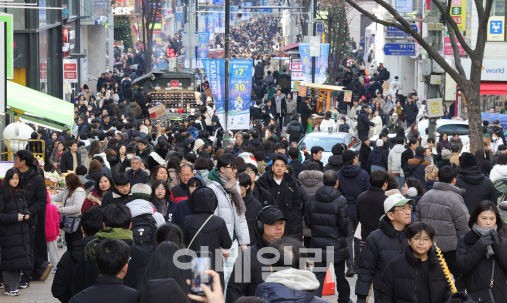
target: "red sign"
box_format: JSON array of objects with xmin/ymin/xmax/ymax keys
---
[
  {"xmin": 40, "ymin": 63, "xmax": 47, "ymax": 82},
  {"xmin": 290, "ymin": 61, "xmax": 302, "ymax": 72},
  {"xmin": 63, "ymin": 59, "xmax": 78, "ymax": 83},
  {"xmin": 443, "ymin": 36, "xmax": 466, "ymax": 56},
  {"xmin": 171, "ymin": 81, "xmax": 179, "ymax": 88},
  {"xmin": 153, "ymin": 29, "xmax": 161, "ymax": 34}
]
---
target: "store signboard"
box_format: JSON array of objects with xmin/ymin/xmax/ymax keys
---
[
  {"xmin": 290, "ymin": 61, "xmax": 302, "ymax": 72},
  {"xmin": 488, "ymin": 16, "xmax": 505, "ymax": 41},
  {"xmin": 396, "ymin": 0, "xmax": 413, "ymax": 13},
  {"xmin": 461, "ymin": 58, "xmax": 507, "ymax": 81},
  {"xmin": 450, "ymin": 0, "xmax": 466, "ymax": 31},
  {"xmin": 63, "ymin": 59, "xmax": 78, "ymax": 83},
  {"xmin": 171, "ymin": 81, "xmax": 179, "ymax": 88},
  {"xmin": 443, "ymin": 36, "xmax": 466, "ymax": 55}
]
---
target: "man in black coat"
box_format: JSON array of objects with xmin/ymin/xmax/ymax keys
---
[
  {"xmin": 403, "ymin": 96, "xmax": 419, "ymax": 127},
  {"xmin": 69, "ymin": 238, "xmax": 138, "ymax": 303},
  {"xmin": 258, "ymin": 154, "xmax": 306, "ymax": 239},
  {"xmin": 356, "ymin": 170, "xmax": 389, "ymax": 240},
  {"xmin": 52, "ymin": 207, "xmax": 102, "ymax": 302},
  {"xmin": 306, "ymin": 170, "xmax": 351, "ymax": 302},
  {"xmin": 401, "ymin": 137, "xmax": 419, "ymax": 170},
  {"xmin": 60, "ymin": 141, "xmax": 81, "ymax": 173},
  {"xmin": 355, "ymin": 193, "xmax": 413, "ymax": 303},
  {"xmin": 15, "ymin": 150, "xmax": 51, "ymax": 287},
  {"xmin": 300, "ymin": 97, "xmax": 312, "ymax": 133},
  {"xmin": 126, "ymin": 156, "xmax": 148, "ymax": 186},
  {"xmin": 357, "ymin": 105, "xmax": 375, "ymax": 140},
  {"xmin": 288, "ymin": 147, "xmax": 306, "ymax": 180},
  {"xmin": 226, "ymin": 206, "xmax": 286, "ymax": 303},
  {"xmin": 303, "ymin": 146, "xmax": 325, "ymax": 172},
  {"xmin": 286, "ymin": 115, "xmax": 305, "ymax": 144},
  {"xmin": 101, "ymin": 173, "xmax": 133, "ymax": 207}
]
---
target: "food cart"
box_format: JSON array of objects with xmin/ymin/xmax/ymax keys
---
[{"xmin": 300, "ymin": 82, "xmax": 347, "ymax": 113}]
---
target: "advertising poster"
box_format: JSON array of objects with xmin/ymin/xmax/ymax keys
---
[
  {"xmin": 228, "ymin": 59, "xmax": 253, "ymax": 130},
  {"xmin": 298, "ymin": 43, "xmax": 312, "ymax": 83},
  {"xmin": 197, "ymin": 33, "xmax": 210, "ymax": 59},
  {"xmin": 203, "ymin": 59, "xmax": 226, "ymax": 127},
  {"xmin": 315, "ymin": 43, "xmax": 329, "ymax": 84}
]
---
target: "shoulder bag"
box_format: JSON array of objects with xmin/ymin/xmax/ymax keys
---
[
  {"xmin": 467, "ymin": 259, "xmax": 495, "ymax": 303},
  {"xmin": 59, "ymin": 194, "xmax": 82, "ymax": 234},
  {"xmin": 187, "ymin": 214, "xmax": 214, "ymax": 249}
]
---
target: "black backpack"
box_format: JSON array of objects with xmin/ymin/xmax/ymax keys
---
[
  {"xmin": 131, "ymin": 214, "xmax": 157, "ymax": 253},
  {"xmin": 288, "ymin": 123, "xmax": 302, "ymax": 140}
]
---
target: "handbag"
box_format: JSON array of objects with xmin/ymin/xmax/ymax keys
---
[
  {"xmin": 467, "ymin": 259, "xmax": 495, "ymax": 303},
  {"xmin": 59, "ymin": 195, "xmax": 82, "ymax": 234},
  {"xmin": 187, "ymin": 214, "xmax": 214, "ymax": 249}
]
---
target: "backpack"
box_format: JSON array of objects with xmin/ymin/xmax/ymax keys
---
[
  {"xmin": 288, "ymin": 123, "xmax": 301, "ymax": 140},
  {"xmin": 131, "ymin": 214, "xmax": 157, "ymax": 252}
]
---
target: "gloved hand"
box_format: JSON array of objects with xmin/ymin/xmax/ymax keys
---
[
  {"xmin": 356, "ymin": 295, "xmax": 367, "ymax": 303},
  {"xmin": 490, "ymin": 230, "xmax": 500, "ymax": 245},
  {"xmin": 479, "ymin": 231, "xmax": 496, "ymax": 246}
]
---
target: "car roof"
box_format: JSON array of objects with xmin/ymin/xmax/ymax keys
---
[
  {"xmin": 305, "ymin": 132, "xmax": 351, "ymax": 138},
  {"xmin": 418, "ymin": 119, "xmax": 468, "ymax": 127}
]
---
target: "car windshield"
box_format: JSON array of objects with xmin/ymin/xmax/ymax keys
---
[{"xmin": 300, "ymin": 136, "xmax": 345, "ymax": 152}]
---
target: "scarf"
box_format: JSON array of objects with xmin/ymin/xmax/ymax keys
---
[
  {"xmin": 84, "ymin": 227, "xmax": 134, "ymax": 261},
  {"xmin": 155, "ymin": 198, "xmax": 168, "ymax": 217},
  {"xmin": 472, "ymin": 223, "xmax": 497, "ymax": 257}
]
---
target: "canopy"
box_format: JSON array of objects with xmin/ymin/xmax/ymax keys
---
[
  {"xmin": 301, "ymin": 83, "xmax": 345, "ymax": 91},
  {"xmin": 6, "ymin": 81, "xmax": 74, "ymax": 131},
  {"xmin": 480, "ymin": 82, "xmax": 507, "ymax": 96}
]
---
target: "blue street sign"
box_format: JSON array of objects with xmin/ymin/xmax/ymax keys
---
[
  {"xmin": 383, "ymin": 43, "xmax": 416, "ymax": 56},
  {"xmin": 386, "ymin": 25, "xmax": 418, "ymax": 37},
  {"xmin": 317, "ymin": 23, "xmax": 323, "ymax": 34},
  {"xmin": 176, "ymin": 12, "xmax": 183, "ymax": 22}
]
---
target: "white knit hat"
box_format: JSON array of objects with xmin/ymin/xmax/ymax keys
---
[{"xmin": 376, "ymin": 139, "xmax": 384, "ymax": 147}]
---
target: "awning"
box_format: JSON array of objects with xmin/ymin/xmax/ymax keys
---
[
  {"xmin": 7, "ymin": 81, "xmax": 74, "ymax": 131},
  {"xmin": 301, "ymin": 82, "xmax": 345, "ymax": 91},
  {"xmin": 480, "ymin": 81, "xmax": 507, "ymax": 95}
]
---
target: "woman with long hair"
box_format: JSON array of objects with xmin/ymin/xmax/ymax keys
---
[
  {"xmin": 105, "ymin": 148, "xmax": 121, "ymax": 176},
  {"xmin": 0, "ymin": 168, "xmax": 30, "ymax": 296},
  {"xmin": 150, "ymin": 180, "xmax": 175, "ymax": 222},
  {"xmin": 166, "ymin": 156, "xmax": 181, "ymax": 188},
  {"xmin": 51, "ymin": 173, "xmax": 86, "ymax": 248},
  {"xmin": 81, "ymin": 174, "xmax": 112, "ymax": 213},
  {"xmin": 48, "ymin": 141, "xmax": 65, "ymax": 173},
  {"xmin": 319, "ymin": 111, "xmax": 335, "ymax": 132},
  {"xmin": 117, "ymin": 145, "xmax": 130, "ymax": 173},
  {"xmin": 456, "ymin": 200, "xmax": 507, "ymax": 303},
  {"xmin": 85, "ymin": 141, "xmax": 108, "ymax": 169},
  {"xmin": 149, "ymin": 165, "xmax": 170, "ymax": 187},
  {"xmin": 436, "ymin": 133, "xmax": 451, "ymax": 157},
  {"xmin": 86, "ymin": 159, "xmax": 104, "ymax": 186}
]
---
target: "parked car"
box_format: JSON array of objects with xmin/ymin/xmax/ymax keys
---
[
  {"xmin": 297, "ymin": 132, "xmax": 361, "ymax": 165},
  {"xmin": 414, "ymin": 119, "xmax": 470, "ymax": 146}
]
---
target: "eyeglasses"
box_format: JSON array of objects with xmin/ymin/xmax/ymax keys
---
[
  {"xmin": 225, "ymin": 165, "xmax": 238, "ymax": 171},
  {"xmin": 394, "ymin": 205, "xmax": 413, "ymax": 213},
  {"xmin": 412, "ymin": 237, "xmax": 431, "ymax": 244},
  {"xmin": 245, "ymin": 170, "xmax": 256, "ymax": 175}
]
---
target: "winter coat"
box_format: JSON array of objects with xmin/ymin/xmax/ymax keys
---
[
  {"xmin": 338, "ymin": 165, "xmax": 370, "ymax": 222},
  {"xmin": 243, "ymin": 191, "xmax": 263, "ymax": 244},
  {"xmin": 369, "ymin": 146, "xmax": 388, "ymax": 169},
  {"xmin": 305, "ymin": 186, "xmax": 349, "ymax": 262},
  {"xmin": 150, "ymin": 197, "xmax": 176, "ymax": 222},
  {"xmin": 107, "ymin": 156, "xmax": 121, "ymax": 176},
  {"xmin": 255, "ymin": 268, "xmax": 327, "ymax": 303},
  {"xmin": 126, "ymin": 169, "xmax": 149, "ymax": 186},
  {"xmin": 139, "ymin": 278, "xmax": 189, "ymax": 303},
  {"xmin": 286, "ymin": 97, "xmax": 297, "ymax": 114},
  {"xmin": 303, "ymin": 158, "xmax": 324, "ymax": 172},
  {"xmin": 357, "ymin": 109, "xmax": 375, "ymax": 134},
  {"xmin": 77, "ymin": 145, "xmax": 88, "ymax": 166},
  {"xmin": 49, "ymin": 148, "xmax": 63, "ymax": 173},
  {"xmin": 298, "ymin": 170, "xmax": 324, "ymax": 197},
  {"xmin": 372, "ymin": 115, "xmax": 383, "ymax": 137},
  {"xmin": 403, "ymin": 156, "xmax": 430, "ymax": 187},
  {"xmin": 376, "ymin": 246, "xmax": 451, "ymax": 303},
  {"xmin": 170, "ymin": 183, "xmax": 188, "ymax": 203},
  {"xmin": 359, "ymin": 143, "xmax": 371, "ymax": 173},
  {"xmin": 319, "ymin": 119, "xmax": 336, "ymax": 132},
  {"xmin": 258, "ymin": 170, "xmax": 305, "ymax": 239},
  {"xmin": 456, "ymin": 230, "xmax": 507, "ymax": 303},
  {"xmin": 252, "ymin": 181, "xmax": 276, "ymax": 207},
  {"xmin": 289, "ymin": 160, "xmax": 307, "ymax": 181},
  {"xmin": 388, "ymin": 144, "xmax": 405, "ymax": 176},
  {"xmin": 287, "ymin": 120, "xmax": 305, "ymax": 142},
  {"xmin": 46, "ymin": 201, "xmax": 60, "ymax": 242},
  {"xmin": 355, "ymin": 217, "xmax": 408, "ymax": 298},
  {"xmin": 279, "ymin": 73, "xmax": 291, "ymax": 89},
  {"xmin": 0, "ymin": 189, "xmax": 30, "ymax": 271},
  {"xmin": 81, "ymin": 190, "xmax": 104, "ymax": 213},
  {"xmin": 416, "ymin": 182, "xmax": 470, "ymax": 252},
  {"xmin": 403, "ymin": 101, "xmax": 418, "ymax": 122},
  {"xmin": 489, "ymin": 164, "xmax": 507, "ymax": 182},
  {"xmin": 357, "ymin": 187, "xmax": 388, "ymax": 240},
  {"xmin": 68, "ymin": 276, "xmax": 138, "ymax": 303},
  {"xmin": 455, "ymin": 166, "xmax": 497, "ymax": 214},
  {"xmin": 51, "ymin": 236, "xmax": 99, "ymax": 303},
  {"xmin": 125, "ymin": 101, "xmax": 142, "ymax": 119},
  {"xmin": 51, "ymin": 187, "xmax": 86, "ymax": 218},
  {"xmin": 324, "ymin": 155, "xmax": 344, "ymax": 172},
  {"xmin": 84, "ymin": 152, "xmax": 110, "ymax": 170},
  {"xmin": 126, "ymin": 199, "xmax": 166, "ymax": 228},
  {"xmin": 183, "ymin": 187, "xmax": 232, "ymax": 267},
  {"xmin": 171, "ymin": 176, "xmax": 206, "ymax": 227},
  {"xmin": 101, "ymin": 187, "xmax": 133, "ymax": 207},
  {"xmin": 208, "ymin": 168, "xmax": 250, "ymax": 247},
  {"xmin": 251, "ymin": 105, "xmax": 264, "ymax": 121}
]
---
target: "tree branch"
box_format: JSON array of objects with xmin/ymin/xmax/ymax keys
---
[
  {"xmin": 444, "ymin": 0, "xmax": 466, "ymax": 76},
  {"xmin": 344, "ymin": 0, "xmax": 406, "ymax": 30},
  {"xmin": 431, "ymin": 0, "xmax": 474, "ymax": 56},
  {"xmin": 473, "ymin": 0, "xmax": 485, "ymax": 19}
]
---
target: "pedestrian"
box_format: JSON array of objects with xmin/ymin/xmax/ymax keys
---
[
  {"xmin": 489, "ymin": 153, "xmax": 507, "ymax": 182},
  {"xmin": 377, "ymin": 222, "xmax": 451, "ymax": 302},
  {"xmin": 298, "ymin": 162, "xmax": 324, "ymax": 196},
  {"xmin": 388, "ymin": 137, "xmax": 406, "ymax": 189},
  {"xmin": 359, "ymin": 137, "xmax": 371, "ymax": 174},
  {"xmin": 60, "ymin": 141, "xmax": 81, "ymax": 173},
  {"xmin": 456, "ymin": 200, "xmax": 507, "ymax": 303},
  {"xmin": 171, "ymin": 176, "xmax": 207, "ymax": 228},
  {"xmin": 416, "ymin": 166, "xmax": 470, "ymax": 274},
  {"xmin": 403, "ymin": 146, "xmax": 431, "ymax": 187},
  {"xmin": 101, "ymin": 172, "xmax": 133, "ymax": 207},
  {"xmin": 150, "ymin": 180, "xmax": 175, "ymax": 222},
  {"xmin": 237, "ymin": 173, "xmax": 263, "ymax": 244},
  {"xmin": 0, "ymin": 168, "xmax": 30, "ymax": 296},
  {"xmin": 324, "ymin": 143, "xmax": 346, "ymax": 172},
  {"xmin": 437, "ymin": 133, "xmax": 452, "ymax": 157},
  {"xmin": 357, "ymin": 170, "xmax": 389, "ymax": 240},
  {"xmin": 357, "ymin": 104, "xmax": 375, "ymax": 140},
  {"xmin": 45, "ymin": 190, "xmax": 60, "ymax": 270},
  {"xmin": 169, "ymin": 164, "xmax": 194, "ymax": 203},
  {"xmin": 369, "ymin": 139, "xmax": 388, "ymax": 171},
  {"xmin": 81, "ymin": 174, "xmax": 112, "ymax": 213},
  {"xmin": 303, "ymin": 146, "xmax": 324, "ymax": 171}
]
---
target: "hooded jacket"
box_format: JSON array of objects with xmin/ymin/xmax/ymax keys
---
[
  {"xmin": 208, "ymin": 168, "xmax": 250, "ymax": 247},
  {"xmin": 298, "ymin": 170, "xmax": 324, "ymax": 197},
  {"xmin": 388, "ymin": 144, "xmax": 405, "ymax": 176},
  {"xmin": 324, "ymin": 155, "xmax": 344, "ymax": 172},
  {"xmin": 355, "ymin": 217, "xmax": 408, "ymax": 299},
  {"xmin": 404, "ymin": 156, "xmax": 430, "ymax": 187},
  {"xmin": 416, "ymin": 182, "xmax": 470, "ymax": 252},
  {"xmin": 101, "ymin": 187, "xmax": 133, "ymax": 207},
  {"xmin": 183, "ymin": 187, "xmax": 232, "ymax": 266},
  {"xmin": 172, "ymin": 176, "xmax": 206, "ymax": 227},
  {"xmin": 126, "ymin": 199, "xmax": 166, "ymax": 227},
  {"xmin": 357, "ymin": 186, "xmax": 388, "ymax": 240},
  {"xmin": 242, "ymin": 191, "xmax": 263, "ymax": 244},
  {"xmin": 139, "ymin": 278, "xmax": 189, "ymax": 303},
  {"xmin": 338, "ymin": 165, "xmax": 370, "ymax": 221},
  {"xmin": 305, "ymin": 186, "xmax": 349, "ymax": 262},
  {"xmin": 455, "ymin": 166, "xmax": 497, "ymax": 214},
  {"xmin": 376, "ymin": 246, "xmax": 451, "ymax": 303},
  {"xmin": 489, "ymin": 163, "xmax": 507, "ymax": 182},
  {"xmin": 369, "ymin": 146, "xmax": 388, "ymax": 169},
  {"xmin": 255, "ymin": 268, "xmax": 327, "ymax": 303}
]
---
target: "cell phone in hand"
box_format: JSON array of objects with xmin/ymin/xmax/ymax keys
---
[{"xmin": 190, "ymin": 252, "xmax": 212, "ymax": 296}]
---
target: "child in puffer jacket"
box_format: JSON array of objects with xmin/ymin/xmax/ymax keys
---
[{"xmin": 45, "ymin": 189, "xmax": 60, "ymax": 269}]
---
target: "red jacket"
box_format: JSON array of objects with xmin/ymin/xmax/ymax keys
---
[{"xmin": 45, "ymin": 191, "xmax": 60, "ymax": 242}]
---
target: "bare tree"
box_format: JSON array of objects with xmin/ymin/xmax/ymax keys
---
[
  {"xmin": 141, "ymin": 0, "xmax": 164, "ymax": 73},
  {"xmin": 345, "ymin": 0, "xmax": 493, "ymax": 152}
]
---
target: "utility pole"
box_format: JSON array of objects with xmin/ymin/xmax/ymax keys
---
[
  {"xmin": 426, "ymin": 3, "xmax": 443, "ymax": 140},
  {"xmin": 311, "ymin": 0, "xmax": 316, "ymax": 84},
  {"xmin": 108, "ymin": 11, "xmax": 114, "ymax": 72},
  {"xmin": 223, "ymin": 0, "xmax": 231, "ymax": 147}
]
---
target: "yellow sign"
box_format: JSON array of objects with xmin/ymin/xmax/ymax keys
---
[
  {"xmin": 450, "ymin": 0, "xmax": 466, "ymax": 31},
  {"xmin": 488, "ymin": 16, "xmax": 505, "ymax": 41},
  {"xmin": 431, "ymin": 103, "xmax": 440, "ymax": 114}
]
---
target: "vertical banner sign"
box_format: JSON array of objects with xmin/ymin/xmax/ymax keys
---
[
  {"xmin": 231, "ymin": 6, "xmax": 239, "ymax": 25},
  {"xmin": 315, "ymin": 43, "xmax": 329, "ymax": 84},
  {"xmin": 219, "ymin": 12, "xmax": 225, "ymax": 33},
  {"xmin": 298, "ymin": 43, "xmax": 312, "ymax": 83},
  {"xmin": 228, "ymin": 59, "xmax": 253, "ymax": 130},
  {"xmin": 488, "ymin": 16, "xmax": 505, "ymax": 41},
  {"xmin": 203, "ymin": 59, "xmax": 226, "ymax": 128},
  {"xmin": 208, "ymin": 14, "xmax": 216, "ymax": 35},
  {"xmin": 450, "ymin": 0, "xmax": 466, "ymax": 31},
  {"xmin": 198, "ymin": 33, "xmax": 210, "ymax": 59},
  {"xmin": 0, "ymin": 14, "xmax": 13, "ymax": 79},
  {"xmin": 396, "ymin": 0, "xmax": 413, "ymax": 13},
  {"xmin": 213, "ymin": 12, "xmax": 220, "ymax": 33},
  {"xmin": 63, "ymin": 59, "xmax": 78, "ymax": 83}
]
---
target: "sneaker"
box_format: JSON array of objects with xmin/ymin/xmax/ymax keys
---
[
  {"xmin": 345, "ymin": 266, "xmax": 356, "ymax": 277},
  {"xmin": 5, "ymin": 290, "xmax": 20, "ymax": 296},
  {"xmin": 18, "ymin": 282, "xmax": 29, "ymax": 289},
  {"xmin": 39, "ymin": 263, "xmax": 53, "ymax": 282}
]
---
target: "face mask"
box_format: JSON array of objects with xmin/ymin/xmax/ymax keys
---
[
  {"xmin": 127, "ymin": 154, "xmax": 133, "ymax": 159},
  {"xmin": 492, "ymin": 136, "xmax": 498, "ymax": 141},
  {"xmin": 88, "ymin": 107, "xmax": 93, "ymax": 111}
]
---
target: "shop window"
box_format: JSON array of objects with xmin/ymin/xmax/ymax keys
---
[{"xmin": 492, "ymin": 0, "xmax": 506, "ymax": 16}]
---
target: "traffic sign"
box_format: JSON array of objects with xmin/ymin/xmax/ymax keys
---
[
  {"xmin": 383, "ymin": 43, "xmax": 416, "ymax": 56},
  {"xmin": 386, "ymin": 25, "xmax": 418, "ymax": 37},
  {"xmin": 176, "ymin": 6, "xmax": 183, "ymax": 22}
]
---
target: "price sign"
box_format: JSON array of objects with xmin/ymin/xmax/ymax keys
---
[{"xmin": 171, "ymin": 81, "xmax": 179, "ymax": 88}]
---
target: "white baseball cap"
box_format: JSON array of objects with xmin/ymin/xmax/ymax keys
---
[{"xmin": 384, "ymin": 193, "xmax": 414, "ymax": 214}]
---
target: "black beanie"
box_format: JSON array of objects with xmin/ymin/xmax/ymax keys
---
[
  {"xmin": 460, "ymin": 152, "xmax": 477, "ymax": 168},
  {"xmin": 342, "ymin": 150, "xmax": 356, "ymax": 165}
]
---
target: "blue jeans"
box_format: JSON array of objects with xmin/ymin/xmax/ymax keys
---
[
  {"xmin": 394, "ymin": 175, "xmax": 405, "ymax": 191},
  {"xmin": 371, "ymin": 165, "xmax": 385, "ymax": 172}
]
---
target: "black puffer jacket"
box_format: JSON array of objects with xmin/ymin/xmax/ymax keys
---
[
  {"xmin": 377, "ymin": 246, "xmax": 450, "ymax": 303},
  {"xmin": 355, "ymin": 216, "xmax": 408, "ymax": 299},
  {"xmin": 101, "ymin": 187, "xmax": 133, "ymax": 207},
  {"xmin": 455, "ymin": 166, "xmax": 496, "ymax": 214},
  {"xmin": 456, "ymin": 229, "xmax": 507, "ymax": 303},
  {"xmin": 243, "ymin": 191, "xmax": 263, "ymax": 244},
  {"xmin": 356, "ymin": 186, "xmax": 388, "ymax": 240},
  {"xmin": 107, "ymin": 156, "xmax": 121, "ymax": 176},
  {"xmin": 305, "ymin": 186, "xmax": 349, "ymax": 262},
  {"xmin": 0, "ymin": 189, "xmax": 30, "ymax": 271},
  {"xmin": 60, "ymin": 150, "xmax": 82, "ymax": 173},
  {"xmin": 357, "ymin": 109, "xmax": 374, "ymax": 133},
  {"xmin": 324, "ymin": 155, "xmax": 344, "ymax": 172},
  {"xmin": 338, "ymin": 165, "xmax": 370, "ymax": 222},
  {"xmin": 258, "ymin": 171, "xmax": 305, "ymax": 239}
]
